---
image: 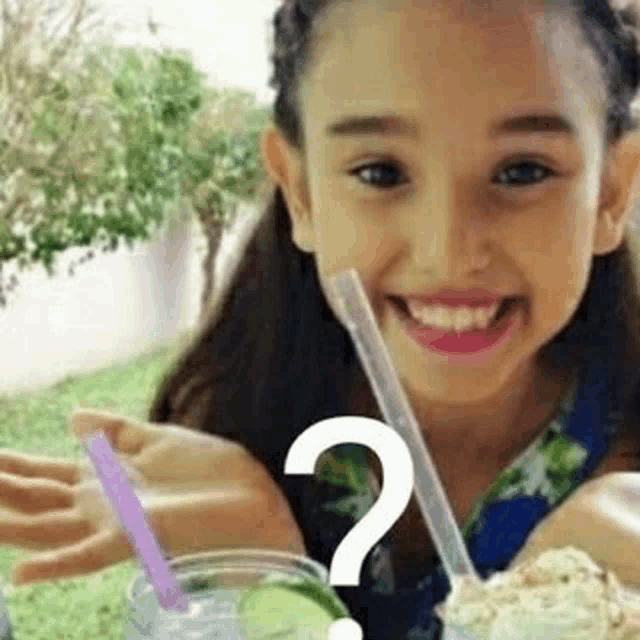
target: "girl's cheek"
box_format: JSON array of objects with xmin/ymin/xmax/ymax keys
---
[{"xmin": 319, "ymin": 217, "xmax": 390, "ymax": 273}]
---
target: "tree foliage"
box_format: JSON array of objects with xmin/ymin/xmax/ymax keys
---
[
  {"xmin": 183, "ymin": 87, "xmax": 271, "ymax": 220},
  {"xmin": 181, "ymin": 87, "xmax": 271, "ymax": 318},
  {"xmin": 0, "ymin": 44, "xmax": 206, "ymax": 275},
  {"xmin": 0, "ymin": 0, "xmax": 272, "ymax": 310}
]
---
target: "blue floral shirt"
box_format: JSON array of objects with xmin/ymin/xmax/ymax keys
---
[{"xmin": 282, "ymin": 365, "xmax": 624, "ymax": 640}]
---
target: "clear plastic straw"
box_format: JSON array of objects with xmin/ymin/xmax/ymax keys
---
[{"xmin": 329, "ymin": 269, "xmax": 481, "ymax": 586}]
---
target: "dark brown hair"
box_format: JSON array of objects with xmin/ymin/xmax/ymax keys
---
[{"xmin": 150, "ymin": 0, "xmax": 640, "ymax": 486}]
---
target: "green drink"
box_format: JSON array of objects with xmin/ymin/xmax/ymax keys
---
[{"xmin": 122, "ymin": 549, "xmax": 351, "ymax": 639}]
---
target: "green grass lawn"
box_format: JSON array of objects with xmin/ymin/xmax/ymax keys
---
[{"xmin": 0, "ymin": 336, "xmax": 187, "ymax": 640}]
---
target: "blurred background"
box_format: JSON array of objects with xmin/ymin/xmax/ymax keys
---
[
  {"xmin": 0, "ymin": 6, "xmax": 288, "ymax": 632},
  {"xmin": 0, "ymin": 0, "xmax": 278, "ymax": 395}
]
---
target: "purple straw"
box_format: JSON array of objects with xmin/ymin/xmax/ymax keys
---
[{"xmin": 82, "ymin": 431, "xmax": 190, "ymax": 612}]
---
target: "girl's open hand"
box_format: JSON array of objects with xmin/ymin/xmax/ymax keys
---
[
  {"xmin": 509, "ymin": 472, "xmax": 640, "ymax": 588},
  {"xmin": 0, "ymin": 409, "xmax": 307, "ymax": 586}
]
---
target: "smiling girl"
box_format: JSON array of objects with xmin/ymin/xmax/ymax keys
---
[
  {"xmin": 3, "ymin": 0, "xmax": 640, "ymax": 639},
  {"xmin": 150, "ymin": 0, "xmax": 640, "ymax": 635}
]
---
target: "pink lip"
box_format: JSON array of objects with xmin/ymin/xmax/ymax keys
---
[
  {"xmin": 402, "ymin": 289, "xmax": 508, "ymax": 307},
  {"xmin": 393, "ymin": 298, "xmax": 526, "ymax": 364}
]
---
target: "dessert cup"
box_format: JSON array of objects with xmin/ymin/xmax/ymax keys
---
[
  {"xmin": 442, "ymin": 623, "xmax": 483, "ymax": 640},
  {"xmin": 437, "ymin": 548, "xmax": 640, "ymax": 640}
]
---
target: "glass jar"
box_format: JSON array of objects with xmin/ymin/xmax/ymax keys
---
[
  {"xmin": 122, "ymin": 549, "xmax": 352, "ymax": 640},
  {"xmin": 0, "ymin": 581, "xmax": 14, "ymax": 640}
]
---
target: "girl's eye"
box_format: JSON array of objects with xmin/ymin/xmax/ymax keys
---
[
  {"xmin": 348, "ymin": 159, "xmax": 557, "ymax": 192},
  {"xmin": 349, "ymin": 161, "xmax": 407, "ymax": 190},
  {"xmin": 493, "ymin": 161, "xmax": 556, "ymax": 187}
]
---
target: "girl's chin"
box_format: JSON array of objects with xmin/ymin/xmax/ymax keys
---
[
  {"xmin": 385, "ymin": 335, "xmax": 526, "ymax": 405},
  {"xmin": 399, "ymin": 373, "xmax": 510, "ymax": 404}
]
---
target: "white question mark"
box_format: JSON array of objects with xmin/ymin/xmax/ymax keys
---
[{"xmin": 284, "ymin": 415, "xmax": 414, "ymax": 640}]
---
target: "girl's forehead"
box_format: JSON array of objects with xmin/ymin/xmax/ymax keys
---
[{"xmin": 302, "ymin": 0, "xmax": 605, "ymax": 151}]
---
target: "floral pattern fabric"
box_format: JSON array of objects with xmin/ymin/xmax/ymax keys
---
[{"xmin": 284, "ymin": 367, "xmax": 623, "ymax": 640}]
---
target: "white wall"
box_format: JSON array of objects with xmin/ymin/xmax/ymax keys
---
[{"xmin": 0, "ymin": 201, "xmax": 258, "ymax": 396}]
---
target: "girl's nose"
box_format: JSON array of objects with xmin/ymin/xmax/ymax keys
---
[{"xmin": 405, "ymin": 201, "xmax": 492, "ymax": 279}]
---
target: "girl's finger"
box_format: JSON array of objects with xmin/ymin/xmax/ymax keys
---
[
  {"xmin": 10, "ymin": 527, "xmax": 134, "ymax": 586},
  {"xmin": 0, "ymin": 509, "xmax": 94, "ymax": 550},
  {"xmin": 0, "ymin": 472, "xmax": 74, "ymax": 513},
  {"xmin": 70, "ymin": 409, "xmax": 157, "ymax": 456},
  {"xmin": 0, "ymin": 450, "xmax": 80, "ymax": 485}
]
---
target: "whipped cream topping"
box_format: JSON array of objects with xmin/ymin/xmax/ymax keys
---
[{"xmin": 440, "ymin": 547, "xmax": 640, "ymax": 640}]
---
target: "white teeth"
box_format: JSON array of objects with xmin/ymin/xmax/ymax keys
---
[
  {"xmin": 453, "ymin": 307, "xmax": 474, "ymax": 333},
  {"xmin": 406, "ymin": 300, "xmax": 501, "ymax": 332}
]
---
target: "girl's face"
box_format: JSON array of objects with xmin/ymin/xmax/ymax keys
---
[{"xmin": 262, "ymin": 0, "xmax": 635, "ymax": 408}]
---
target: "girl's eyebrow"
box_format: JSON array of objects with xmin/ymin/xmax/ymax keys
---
[
  {"xmin": 325, "ymin": 111, "xmax": 578, "ymax": 141},
  {"xmin": 325, "ymin": 114, "xmax": 420, "ymax": 140},
  {"xmin": 488, "ymin": 113, "xmax": 577, "ymax": 139}
]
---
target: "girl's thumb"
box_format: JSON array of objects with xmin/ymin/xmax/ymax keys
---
[{"xmin": 70, "ymin": 408, "xmax": 152, "ymax": 456}]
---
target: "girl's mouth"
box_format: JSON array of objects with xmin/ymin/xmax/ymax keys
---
[
  {"xmin": 389, "ymin": 295, "xmax": 525, "ymax": 328},
  {"xmin": 388, "ymin": 295, "xmax": 528, "ymax": 361}
]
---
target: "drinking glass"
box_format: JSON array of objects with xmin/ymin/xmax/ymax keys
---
[
  {"xmin": 0, "ymin": 581, "xmax": 13, "ymax": 640},
  {"xmin": 122, "ymin": 549, "xmax": 351, "ymax": 640}
]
